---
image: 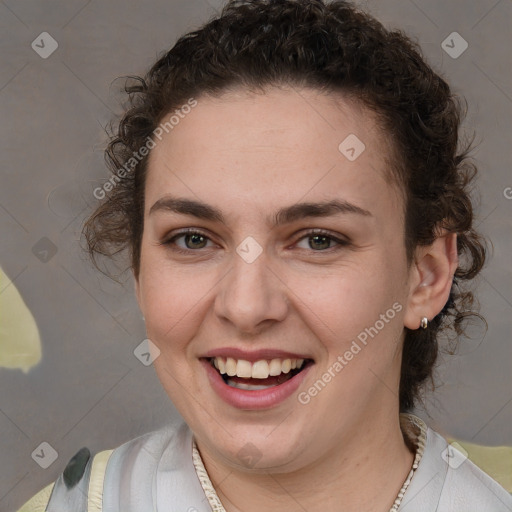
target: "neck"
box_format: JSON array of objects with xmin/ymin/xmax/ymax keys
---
[{"xmin": 197, "ymin": 409, "xmax": 415, "ymax": 512}]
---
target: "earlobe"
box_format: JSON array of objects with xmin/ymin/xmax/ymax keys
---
[{"xmin": 403, "ymin": 231, "xmax": 458, "ymax": 330}]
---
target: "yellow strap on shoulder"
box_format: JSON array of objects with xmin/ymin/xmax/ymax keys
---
[
  {"xmin": 16, "ymin": 448, "xmax": 114, "ymax": 512},
  {"xmin": 16, "ymin": 482, "xmax": 54, "ymax": 512},
  {"xmin": 88, "ymin": 449, "xmax": 114, "ymax": 512}
]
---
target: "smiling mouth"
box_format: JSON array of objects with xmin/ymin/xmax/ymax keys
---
[{"xmin": 206, "ymin": 356, "xmax": 314, "ymax": 390}]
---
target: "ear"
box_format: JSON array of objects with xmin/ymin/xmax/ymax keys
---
[{"xmin": 403, "ymin": 230, "xmax": 458, "ymax": 330}]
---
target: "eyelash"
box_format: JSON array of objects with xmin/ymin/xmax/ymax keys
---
[{"xmin": 160, "ymin": 228, "xmax": 350, "ymax": 255}]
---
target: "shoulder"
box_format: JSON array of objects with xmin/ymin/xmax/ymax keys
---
[
  {"xmin": 435, "ymin": 429, "xmax": 512, "ymax": 512},
  {"xmin": 17, "ymin": 446, "xmax": 96, "ymax": 512},
  {"xmin": 400, "ymin": 415, "xmax": 512, "ymax": 512},
  {"xmin": 100, "ymin": 420, "xmax": 210, "ymax": 510},
  {"xmin": 16, "ymin": 421, "xmax": 195, "ymax": 512}
]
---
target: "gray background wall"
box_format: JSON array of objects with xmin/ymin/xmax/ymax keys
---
[{"xmin": 1, "ymin": 0, "xmax": 511, "ymax": 510}]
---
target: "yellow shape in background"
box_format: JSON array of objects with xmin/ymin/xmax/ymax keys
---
[
  {"xmin": 0, "ymin": 265, "xmax": 41, "ymax": 372},
  {"xmin": 447, "ymin": 436, "xmax": 512, "ymax": 493}
]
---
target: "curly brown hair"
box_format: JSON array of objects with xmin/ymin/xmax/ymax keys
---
[{"xmin": 82, "ymin": 0, "xmax": 487, "ymax": 412}]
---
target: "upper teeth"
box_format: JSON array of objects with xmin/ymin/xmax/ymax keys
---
[{"xmin": 212, "ymin": 357, "xmax": 305, "ymax": 379}]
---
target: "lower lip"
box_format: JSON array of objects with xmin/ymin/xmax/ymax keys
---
[{"xmin": 202, "ymin": 359, "xmax": 312, "ymax": 410}]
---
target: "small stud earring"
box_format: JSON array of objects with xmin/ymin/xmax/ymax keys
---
[{"xmin": 420, "ymin": 317, "xmax": 428, "ymax": 329}]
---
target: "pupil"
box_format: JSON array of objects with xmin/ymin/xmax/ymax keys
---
[
  {"xmin": 310, "ymin": 235, "xmax": 329, "ymax": 250},
  {"xmin": 185, "ymin": 234, "xmax": 330, "ymax": 250},
  {"xmin": 187, "ymin": 234, "xmax": 206, "ymax": 249}
]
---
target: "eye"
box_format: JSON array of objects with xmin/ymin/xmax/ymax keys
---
[
  {"xmin": 160, "ymin": 228, "xmax": 350, "ymax": 255},
  {"xmin": 294, "ymin": 229, "xmax": 349, "ymax": 252},
  {"xmin": 160, "ymin": 229, "xmax": 215, "ymax": 253}
]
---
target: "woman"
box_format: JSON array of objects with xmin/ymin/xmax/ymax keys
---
[{"xmin": 18, "ymin": 0, "xmax": 512, "ymax": 510}]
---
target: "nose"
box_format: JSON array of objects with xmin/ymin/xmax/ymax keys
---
[{"xmin": 213, "ymin": 245, "xmax": 289, "ymax": 335}]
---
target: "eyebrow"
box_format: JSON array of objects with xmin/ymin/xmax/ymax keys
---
[{"xmin": 149, "ymin": 195, "xmax": 372, "ymax": 226}]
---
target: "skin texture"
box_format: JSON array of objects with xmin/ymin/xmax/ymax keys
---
[{"xmin": 134, "ymin": 86, "xmax": 458, "ymax": 511}]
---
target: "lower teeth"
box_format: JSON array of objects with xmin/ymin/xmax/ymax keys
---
[{"xmin": 226, "ymin": 379, "xmax": 277, "ymax": 390}]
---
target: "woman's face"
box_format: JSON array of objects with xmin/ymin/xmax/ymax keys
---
[{"xmin": 135, "ymin": 87, "xmax": 416, "ymax": 472}]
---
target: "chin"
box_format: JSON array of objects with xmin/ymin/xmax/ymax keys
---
[{"xmin": 196, "ymin": 420, "xmax": 310, "ymax": 473}]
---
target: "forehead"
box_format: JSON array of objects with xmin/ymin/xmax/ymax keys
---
[{"xmin": 144, "ymin": 87, "xmax": 404, "ymax": 222}]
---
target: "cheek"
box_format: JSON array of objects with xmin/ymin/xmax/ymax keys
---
[
  {"xmin": 290, "ymin": 262, "xmax": 405, "ymax": 372},
  {"xmin": 289, "ymin": 263, "xmax": 388, "ymax": 330},
  {"xmin": 138, "ymin": 259, "xmax": 212, "ymax": 351}
]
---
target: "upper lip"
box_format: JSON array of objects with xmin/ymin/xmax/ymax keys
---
[{"xmin": 202, "ymin": 347, "xmax": 313, "ymax": 362}]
